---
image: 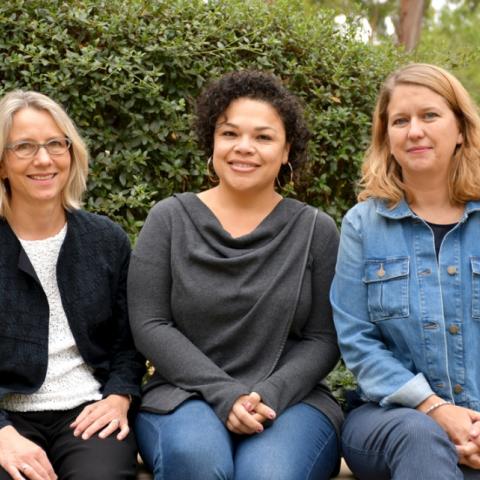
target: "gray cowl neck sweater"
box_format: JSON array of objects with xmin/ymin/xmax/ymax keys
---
[{"xmin": 128, "ymin": 192, "xmax": 342, "ymax": 433}]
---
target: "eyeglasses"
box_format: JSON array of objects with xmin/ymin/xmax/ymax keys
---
[{"xmin": 5, "ymin": 137, "xmax": 72, "ymax": 159}]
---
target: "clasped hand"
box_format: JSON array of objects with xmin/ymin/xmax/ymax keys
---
[
  {"xmin": 226, "ymin": 392, "xmax": 276, "ymax": 435},
  {"xmin": 430, "ymin": 404, "xmax": 480, "ymax": 469}
]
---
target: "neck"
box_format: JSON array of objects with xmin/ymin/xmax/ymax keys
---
[
  {"xmin": 213, "ymin": 184, "xmax": 282, "ymax": 212},
  {"xmin": 405, "ymin": 180, "xmax": 463, "ymax": 224},
  {"xmin": 197, "ymin": 184, "xmax": 283, "ymax": 238},
  {"xmin": 8, "ymin": 201, "xmax": 66, "ymax": 240}
]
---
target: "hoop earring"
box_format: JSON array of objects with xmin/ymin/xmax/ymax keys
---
[
  {"xmin": 206, "ymin": 156, "xmax": 218, "ymax": 183},
  {"xmin": 276, "ymin": 161, "xmax": 294, "ymax": 190}
]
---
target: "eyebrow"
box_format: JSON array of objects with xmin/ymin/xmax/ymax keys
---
[
  {"xmin": 215, "ymin": 121, "xmax": 277, "ymax": 132},
  {"xmin": 389, "ymin": 104, "xmax": 444, "ymax": 114}
]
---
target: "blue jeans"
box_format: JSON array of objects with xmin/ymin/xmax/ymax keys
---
[
  {"xmin": 342, "ymin": 403, "xmax": 480, "ymax": 480},
  {"xmin": 136, "ymin": 399, "xmax": 339, "ymax": 480}
]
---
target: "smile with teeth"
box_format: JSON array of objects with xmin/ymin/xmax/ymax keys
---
[
  {"xmin": 229, "ymin": 161, "xmax": 259, "ymax": 172},
  {"xmin": 28, "ymin": 173, "xmax": 57, "ymax": 180}
]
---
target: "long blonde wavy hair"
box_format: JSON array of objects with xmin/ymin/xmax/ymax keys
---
[{"xmin": 358, "ymin": 63, "xmax": 480, "ymax": 205}]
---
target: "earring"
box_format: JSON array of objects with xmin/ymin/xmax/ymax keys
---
[
  {"xmin": 276, "ymin": 161, "xmax": 294, "ymax": 190},
  {"xmin": 206, "ymin": 156, "xmax": 218, "ymax": 183}
]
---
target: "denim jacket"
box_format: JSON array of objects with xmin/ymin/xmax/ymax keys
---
[{"xmin": 331, "ymin": 198, "xmax": 480, "ymax": 411}]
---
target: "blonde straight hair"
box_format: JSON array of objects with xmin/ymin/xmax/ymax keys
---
[
  {"xmin": 0, "ymin": 90, "xmax": 89, "ymax": 218},
  {"xmin": 358, "ymin": 63, "xmax": 480, "ymax": 205}
]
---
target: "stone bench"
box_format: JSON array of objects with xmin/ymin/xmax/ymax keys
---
[{"xmin": 136, "ymin": 458, "xmax": 355, "ymax": 479}]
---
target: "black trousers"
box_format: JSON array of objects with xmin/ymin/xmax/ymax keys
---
[{"xmin": 0, "ymin": 403, "xmax": 137, "ymax": 480}]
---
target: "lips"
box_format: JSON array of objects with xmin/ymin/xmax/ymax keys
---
[
  {"xmin": 228, "ymin": 161, "xmax": 259, "ymax": 172},
  {"xmin": 27, "ymin": 173, "xmax": 57, "ymax": 180},
  {"xmin": 407, "ymin": 146, "xmax": 432, "ymax": 153}
]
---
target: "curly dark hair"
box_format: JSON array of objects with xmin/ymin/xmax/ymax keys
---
[{"xmin": 195, "ymin": 70, "xmax": 311, "ymax": 181}]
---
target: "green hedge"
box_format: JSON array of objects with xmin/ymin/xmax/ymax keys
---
[
  {"xmin": 1, "ymin": 0, "xmax": 406, "ymax": 403},
  {"xmin": 0, "ymin": 0, "xmax": 404, "ymax": 236}
]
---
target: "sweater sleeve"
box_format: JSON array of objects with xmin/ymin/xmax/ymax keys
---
[
  {"xmin": 252, "ymin": 212, "xmax": 341, "ymax": 415},
  {"xmin": 127, "ymin": 202, "xmax": 249, "ymax": 423}
]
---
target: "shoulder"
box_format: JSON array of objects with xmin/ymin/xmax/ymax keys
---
[
  {"xmin": 150, "ymin": 195, "xmax": 182, "ymax": 215},
  {"xmin": 67, "ymin": 209, "xmax": 130, "ymax": 249},
  {"xmin": 341, "ymin": 199, "xmax": 382, "ymax": 232},
  {"xmin": 140, "ymin": 195, "xmax": 182, "ymax": 235}
]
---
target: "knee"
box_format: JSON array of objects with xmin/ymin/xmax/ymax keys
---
[
  {"xmin": 393, "ymin": 411, "xmax": 455, "ymax": 453},
  {"xmin": 236, "ymin": 459, "xmax": 292, "ymax": 480},
  {"xmin": 162, "ymin": 440, "xmax": 233, "ymax": 480}
]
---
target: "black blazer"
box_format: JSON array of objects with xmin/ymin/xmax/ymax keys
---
[{"xmin": 0, "ymin": 209, "xmax": 144, "ymax": 428}]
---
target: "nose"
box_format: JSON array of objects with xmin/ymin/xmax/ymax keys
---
[
  {"xmin": 233, "ymin": 135, "xmax": 255, "ymax": 154},
  {"xmin": 407, "ymin": 117, "xmax": 425, "ymax": 139},
  {"xmin": 32, "ymin": 145, "xmax": 53, "ymax": 165}
]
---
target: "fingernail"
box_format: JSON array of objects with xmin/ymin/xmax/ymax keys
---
[
  {"xmin": 73, "ymin": 430, "xmax": 79, "ymax": 437},
  {"xmin": 268, "ymin": 412, "xmax": 276, "ymax": 419},
  {"xmin": 82, "ymin": 433, "xmax": 88, "ymax": 440},
  {"xmin": 243, "ymin": 402, "xmax": 253, "ymax": 412},
  {"xmin": 256, "ymin": 426, "xmax": 263, "ymax": 433}
]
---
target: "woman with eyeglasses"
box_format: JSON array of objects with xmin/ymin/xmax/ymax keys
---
[{"xmin": 0, "ymin": 90, "xmax": 144, "ymax": 480}]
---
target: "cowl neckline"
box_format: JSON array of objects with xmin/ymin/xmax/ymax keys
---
[{"xmin": 174, "ymin": 192, "xmax": 305, "ymax": 251}]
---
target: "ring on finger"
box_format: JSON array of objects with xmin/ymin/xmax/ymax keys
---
[
  {"xmin": 20, "ymin": 464, "xmax": 30, "ymax": 472},
  {"xmin": 110, "ymin": 418, "xmax": 120, "ymax": 425}
]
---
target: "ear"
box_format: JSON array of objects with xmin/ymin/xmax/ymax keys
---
[
  {"xmin": 282, "ymin": 143, "xmax": 291, "ymax": 165},
  {"xmin": 457, "ymin": 131, "xmax": 463, "ymax": 145}
]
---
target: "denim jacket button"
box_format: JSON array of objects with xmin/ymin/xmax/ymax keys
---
[
  {"xmin": 448, "ymin": 325, "xmax": 460, "ymax": 335},
  {"xmin": 447, "ymin": 266, "xmax": 458, "ymax": 275},
  {"xmin": 454, "ymin": 384, "xmax": 463, "ymax": 394}
]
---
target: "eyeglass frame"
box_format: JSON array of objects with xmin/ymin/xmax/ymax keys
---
[{"xmin": 5, "ymin": 137, "xmax": 72, "ymax": 159}]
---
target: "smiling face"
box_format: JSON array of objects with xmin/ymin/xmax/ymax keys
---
[
  {"xmin": 387, "ymin": 84, "xmax": 463, "ymax": 185},
  {"xmin": 0, "ymin": 107, "xmax": 71, "ymax": 211},
  {"xmin": 212, "ymin": 97, "xmax": 290, "ymax": 195}
]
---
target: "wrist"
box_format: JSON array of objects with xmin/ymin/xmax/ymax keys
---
[
  {"xmin": 424, "ymin": 400, "xmax": 451, "ymax": 415},
  {"xmin": 416, "ymin": 395, "xmax": 444, "ymax": 413}
]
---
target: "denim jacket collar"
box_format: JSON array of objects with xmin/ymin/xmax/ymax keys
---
[{"xmin": 375, "ymin": 198, "xmax": 480, "ymax": 222}]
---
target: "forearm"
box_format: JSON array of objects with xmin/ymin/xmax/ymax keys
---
[
  {"xmin": 104, "ymin": 245, "xmax": 145, "ymax": 398},
  {"xmin": 139, "ymin": 320, "xmax": 248, "ymax": 418},
  {"xmin": 254, "ymin": 215, "xmax": 340, "ymax": 413},
  {"xmin": 253, "ymin": 336, "xmax": 339, "ymax": 414}
]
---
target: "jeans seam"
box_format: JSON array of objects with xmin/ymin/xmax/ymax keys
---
[
  {"xmin": 306, "ymin": 429, "xmax": 336, "ymax": 480},
  {"xmin": 138, "ymin": 413, "xmax": 164, "ymax": 479}
]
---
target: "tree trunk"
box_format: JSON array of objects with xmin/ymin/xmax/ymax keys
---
[{"xmin": 398, "ymin": 0, "xmax": 424, "ymax": 52}]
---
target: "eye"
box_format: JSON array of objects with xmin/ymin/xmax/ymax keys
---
[
  {"xmin": 47, "ymin": 139, "xmax": 63, "ymax": 148},
  {"xmin": 257, "ymin": 134, "xmax": 273, "ymax": 141},
  {"xmin": 46, "ymin": 138, "xmax": 70, "ymax": 155},
  {"xmin": 424, "ymin": 112, "xmax": 439, "ymax": 120},
  {"xmin": 14, "ymin": 142, "xmax": 36, "ymax": 153},
  {"xmin": 220, "ymin": 130, "xmax": 236, "ymax": 137},
  {"xmin": 391, "ymin": 117, "xmax": 408, "ymax": 127}
]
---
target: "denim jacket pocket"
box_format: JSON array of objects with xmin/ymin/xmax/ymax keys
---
[
  {"xmin": 364, "ymin": 257, "xmax": 409, "ymax": 322},
  {"xmin": 471, "ymin": 257, "xmax": 480, "ymax": 319}
]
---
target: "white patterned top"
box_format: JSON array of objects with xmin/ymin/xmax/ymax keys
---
[{"xmin": 0, "ymin": 224, "xmax": 102, "ymax": 412}]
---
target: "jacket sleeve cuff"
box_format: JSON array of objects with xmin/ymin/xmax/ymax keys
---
[
  {"xmin": 0, "ymin": 410, "xmax": 12, "ymax": 430},
  {"xmin": 380, "ymin": 373, "xmax": 434, "ymax": 408}
]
